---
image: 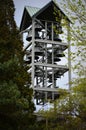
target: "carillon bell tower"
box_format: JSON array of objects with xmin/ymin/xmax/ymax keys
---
[{"xmin": 20, "ymin": 1, "xmax": 71, "ymax": 105}]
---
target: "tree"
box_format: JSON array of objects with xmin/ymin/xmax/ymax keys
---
[
  {"xmin": 0, "ymin": 0, "xmax": 35, "ymax": 129},
  {"xmin": 58, "ymin": 1, "xmax": 86, "ymax": 128},
  {"xmin": 63, "ymin": 0, "xmax": 86, "ymax": 78},
  {"xmin": 37, "ymin": 0, "xmax": 86, "ymax": 129}
]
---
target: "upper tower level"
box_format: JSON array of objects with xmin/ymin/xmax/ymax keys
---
[{"xmin": 20, "ymin": 0, "xmax": 71, "ymax": 32}]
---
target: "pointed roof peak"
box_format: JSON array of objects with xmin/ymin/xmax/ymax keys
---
[{"xmin": 20, "ymin": 0, "xmax": 71, "ymax": 31}]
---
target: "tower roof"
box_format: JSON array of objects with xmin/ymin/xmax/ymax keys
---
[{"xmin": 20, "ymin": 1, "xmax": 71, "ymax": 31}]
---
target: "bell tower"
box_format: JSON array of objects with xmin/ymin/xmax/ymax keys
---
[{"xmin": 20, "ymin": 1, "xmax": 71, "ymax": 105}]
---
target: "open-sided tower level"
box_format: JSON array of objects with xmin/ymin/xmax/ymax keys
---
[{"xmin": 20, "ymin": 1, "xmax": 71, "ymax": 105}]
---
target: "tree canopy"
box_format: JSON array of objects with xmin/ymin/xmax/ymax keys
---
[{"xmin": 0, "ymin": 0, "xmax": 35, "ymax": 129}]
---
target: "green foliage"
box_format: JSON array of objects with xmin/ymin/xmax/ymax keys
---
[
  {"xmin": 38, "ymin": 82, "xmax": 86, "ymax": 129},
  {"xmin": 61, "ymin": 0, "xmax": 86, "ymax": 78},
  {"xmin": 0, "ymin": 0, "xmax": 35, "ymax": 129}
]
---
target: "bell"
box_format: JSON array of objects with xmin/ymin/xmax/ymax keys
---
[
  {"xmin": 47, "ymin": 52, "xmax": 61, "ymax": 63},
  {"xmin": 54, "ymin": 57, "xmax": 61, "ymax": 62},
  {"xmin": 35, "ymin": 27, "xmax": 42, "ymax": 39},
  {"xmin": 24, "ymin": 60, "xmax": 31, "ymax": 64},
  {"xmin": 54, "ymin": 45, "xmax": 65, "ymax": 50},
  {"xmin": 54, "ymin": 33, "xmax": 62, "ymax": 42},
  {"xmin": 47, "ymin": 22, "xmax": 63, "ymax": 41},
  {"xmin": 25, "ymin": 51, "xmax": 39, "ymax": 63},
  {"xmin": 53, "ymin": 23, "xmax": 62, "ymax": 41},
  {"xmin": 55, "ymin": 70, "xmax": 63, "ymax": 77},
  {"xmin": 26, "ymin": 25, "xmax": 42, "ymax": 41},
  {"xmin": 48, "ymin": 78, "xmax": 58, "ymax": 83},
  {"xmin": 54, "ymin": 22, "xmax": 63, "ymax": 34},
  {"xmin": 48, "ymin": 74, "xmax": 58, "ymax": 83},
  {"xmin": 34, "ymin": 45, "xmax": 44, "ymax": 56},
  {"xmin": 48, "ymin": 74, "xmax": 52, "ymax": 82},
  {"xmin": 35, "ymin": 70, "xmax": 43, "ymax": 77},
  {"xmin": 26, "ymin": 29, "xmax": 32, "ymax": 41},
  {"xmin": 48, "ymin": 58, "xmax": 61, "ymax": 63},
  {"xmin": 54, "ymin": 50, "xmax": 65, "ymax": 57},
  {"xmin": 48, "ymin": 78, "xmax": 52, "ymax": 83},
  {"xmin": 48, "ymin": 33, "xmax": 62, "ymax": 41},
  {"xmin": 27, "ymin": 54, "xmax": 39, "ymax": 60},
  {"xmin": 54, "ymin": 73, "xmax": 61, "ymax": 78}
]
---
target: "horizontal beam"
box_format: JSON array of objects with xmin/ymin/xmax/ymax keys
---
[
  {"xmin": 24, "ymin": 39, "xmax": 68, "ymax": 51},
  {"xmin": 34, "ymin": 87, "xmax": 59, "ymax": 92},
  {"xmin": 35, "ymin": 39, "xmax": 68, "ymax": 46},
  {"xmin": 34, "ymin": 62, "xmax": 68, "ymax": 69}
]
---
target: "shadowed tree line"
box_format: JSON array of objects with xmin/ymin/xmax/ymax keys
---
[{"xmin": 0, "ymin": 0, "xmax": 36, "ymax": 129}]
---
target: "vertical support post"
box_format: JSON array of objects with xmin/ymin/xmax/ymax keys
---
[
  {"xmin": 52, "ymin": 22, "xmax": 54, "ymax": 64},
  {"xmin": 51, "ymin": 22, "xmax": 54, "ymax": 41},
  {"xmin": 45, "ymin": 21, "xmax": 48, "ymax": 88},
  {"xmin": 45, "ymin": 21, "xmax": 48, "ymax": 100},
  {"xmin": 32, "ymin": 18, "xmax": 35, "ymax": 89},
  {"xmin": 52, "ymin": 22, "xmax": 54, "ymax": 100},
  {"xmin": 67, "ymin": 21, "xmax": 71, "ymax": 90}
]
